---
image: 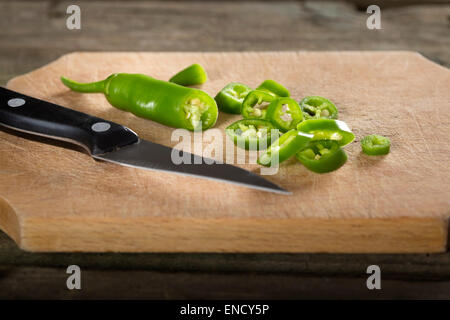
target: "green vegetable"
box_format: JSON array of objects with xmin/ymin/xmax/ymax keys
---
[
  {"xmin": 257, "ymin": 130, "xmax": 313, "ymax": 167},
  {"xmin": 225, "ymin": 119, "xmax": 279, "ymax": 150},
  {"xmin": 296, "ymin": 119, "xmax": 355, "ymax": 147},
  {"xmin": 241, "ymin": 90, "xmax": 275, "ymax": 119},
  {"xmin": 61, "ymin": 73, "xmax": 218, "ymax": 131},
  {"xmin": 296, "ymin": 140, "xmax": 347, "ymax": 173},
  {"xmin": 256, "ymin": 80, "xmax": 290, "ymax": 97},
  {"xmin": 215, "ymin": 82, "xmax": 252, "ymax": 114},
  {"xmin": 169, "ymin": 63, "xmax": 207, "ymax": 86},
  {"xmin": 266, "ymin": 97, "xmax": 303, "ymax": 132},
  {"xmin": 361, "ymin": 134, "xmax": 390, "ymax": 155},
  {"xmin": 300, "ymin": 96, "xmax": 338, "ymax": 119}
]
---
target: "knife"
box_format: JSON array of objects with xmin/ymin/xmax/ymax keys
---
[{"xmin": 0, "ymin": 87, "xmax": 289, "ymax": 194}]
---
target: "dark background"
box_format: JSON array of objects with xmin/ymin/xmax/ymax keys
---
[{"xmin": 0, "ymin": 0, "xmax": 449, "ymax": 299}]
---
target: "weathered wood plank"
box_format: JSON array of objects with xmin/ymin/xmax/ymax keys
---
[
  {"xmin": 0, "ymin": 1, "xmax": 449, "ymax": 87},
  {"xmin": 1, "ymin": 265, "xmax": 450, "ymax": 299}
]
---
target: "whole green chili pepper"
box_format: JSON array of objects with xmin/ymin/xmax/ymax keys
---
[
  {"xmin": 300, "ymin": 96, "xmax": 338, "ymax": 119},
  {"xmin": 257, "ymin": 130, "xmax": 313, "ymax": 167},
  {"xmin": 296, "ymin": 119, "xmax": 355, "ymax": 147},
  {"xmin": 61, "ymin": 73, "xmax": 218, "ymax": 131},
  {"xmin": 215, "ymin": 82, "xmax": 252, "ymax": 114},
  {"xmin": 266, "ymin": 97, "xmax": 303, "ymax": 132},
  {"xmin": 361, "ymin": 134, "xmax": 390, "ymax": 155},
  {"xmin": 296, "ymin": 140, "xmax": 347, "ymax": 173},
  {"xmin": 241, "ymin": 90, "xmax": 275, "ymax": 119},
  {"xmin": 169, "ymin": 63, "xmax": 207, "ymax": 86},
  {"xmin": 225, "ymin": 119, "xmax": 279, "ymax": 150},
  {"xmin": 256, "ymin": 80, "xmax": 290, "ymax": 97}
]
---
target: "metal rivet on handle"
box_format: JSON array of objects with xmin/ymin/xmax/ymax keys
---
[
  {"xmin": 91, "ymin": 122, "xmax": 111, "ymax": 133},
  {"xmin": 7, "ymin": 98, "xmax": 26, "ymax": 107}
]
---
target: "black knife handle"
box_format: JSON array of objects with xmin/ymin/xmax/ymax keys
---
[{"xmin": 0, "ymin": 87, "xmax": 138, "ymax": 155}]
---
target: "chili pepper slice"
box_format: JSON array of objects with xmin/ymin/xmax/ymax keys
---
[
  {"xmin": 266, "ymin": 97, "xmax": 304, "ymax": 132},
  {"xmin": 241, "ymin": 90, "xmax": 275, "ymax": 119},
  {"xmin": 61, "ymin": 73, "xmax": 218, "ymax": 131},
  {"xmin": 225, "ymin": 119, "xmax": 279, "ymax": 150},
  {"xmin": 300, "ymin": 96, "xmax": 338, "ymax": 119},
  {"xmin": 215, "ymin": 82, "xmax": 252, "ymax": 114},
  {"xmin": 169, "ymin": 63, "xmax": 207, "ymax": 86},
  {"xmin": 257, "ymin": 130, "xmax": 313, "ymax": 167},
  {"xmin": 296, "ymin": 119, "xmax": 355, "ymax": 147},
  {"xmin": 296, "ymin": 140, "xmax": 347, "ymax": 173},
  {"xmin": 256, "ymin": 80, "xmax": 290, "ymax": 97},
  {"xmin": 361, "ymin": 134, "xmax": 390, "ymax": 155}
]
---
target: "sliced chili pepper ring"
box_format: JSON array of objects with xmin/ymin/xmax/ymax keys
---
[
  {"xmin": 225, "ymin": 119, "xmax": 279, "ymax": 150},
  {"xmin": 361, "ymin": 134, "xmax": 390, "ymax": 155},
  {"xmin": 241, "ymin": 90, "xmax": 275, "ymax": 119},
  {"xmin": 300, "ymin": 96, "xmax": 338, "ymax": 119},
  {"xmin": 266, "ymin": 97, "xmax": 303, "ymax": 132},
  {"xmin": 215, "ymin": 82, "xmax": 252, "ymax": 114},
  {"xmin": 256, "ymin": 80, "xmax": 290, "ymax": 97},
  {"xmin": 257, "ymin": 130, "xmax": 313, "ymax": 167},
  {"xmin": 296, "ymin": 140, "xmax": 347, "ymax": 173},
  {"xmin": 296, "ymin": 119, "xmax": 355, "ymax": 147}
]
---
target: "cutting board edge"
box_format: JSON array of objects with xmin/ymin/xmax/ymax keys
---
[
  {"xmin": 0, "ymin": 196, "xmax": 21, "ymax": 247},
  {"xmin": 13, "ymin": 216, "xmax": 448, "ymax": 253}
]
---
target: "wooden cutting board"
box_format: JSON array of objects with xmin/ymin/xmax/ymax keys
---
[{"xmin": 1, "ymin": 51, "xmax": 449, "ymax": 253}]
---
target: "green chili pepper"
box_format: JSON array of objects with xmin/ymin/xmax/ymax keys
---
[
  {"xmin": 266, "ymin": 97, "xmax": 303, "ymax": 132},
  {"xmin": 300, "ymin": 96, "xmax": 338, "ymax": 119},
  {"xmin": 241, "ymin": 90, "xmax": 275, "ymax": 119},
  {"xmin": 169, "ymin": 63, "xmax": 207, "ymax": 86},
  {"xmin": 296, "ymin": 140, "xmax": 347, "ymax": 173},
  {"xmin": 257, "ymin": 130, "xmax": 313, "ymax": 167},
  {"xmin": 61, "ymin": 73, "xmax": 218, "ymax": 131},
  {"xmin": 215, "ymin": 82, "xmax": 252, "ymax": 114},
  {"xmin": 361, "ymin": 134, "xmax": 390, "ymax": 155},
  {"xmin": 296, "ymin": 119, "xmax": 355, "ymax": 147},
  {"xmin": 225, "ymin": 119, "xmax": 279, "ymax": 150},
  {"xmin": 256, "ymin": 80, "xmax": 290, "ymax": 97}
]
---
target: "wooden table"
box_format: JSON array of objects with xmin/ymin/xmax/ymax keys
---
[{"xmin": 0, "ymin": 0, "xmax": 449, "ymax": 299}]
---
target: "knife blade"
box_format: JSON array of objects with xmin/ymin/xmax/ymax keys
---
[{"xmin": 0, "ymin": 87, "xmax": 289, "ymax": 194}]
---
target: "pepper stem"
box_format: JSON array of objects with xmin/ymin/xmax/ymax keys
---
[{"xmin": 61, "ymin": 76, "xmax": 107, "ymax": 93}]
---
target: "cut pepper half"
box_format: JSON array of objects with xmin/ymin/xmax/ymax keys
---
[
  {"xmin": 241, "ymin": 90, "xmax": 275, "ymax": 119},
  {"xmin": 256, "ymin": 80, "xmax": 290, "ymax": 97},
  {"xmin": 225, "ymin": 119, "xmax": 279, "ymax": 150},
  {"xmin": 61, "ymin": 74, "xmax": 218, "ymax": 131},
  {"xmin": 296, "ymin": 119, "xmax": 355, "ymax": 147},
  {"xmin": 215, "ymin": 82, "xmax": 252, "ymax": 114},
  {"xmin": 296, "ymin": 140, "xmax": 347, "ymax": 173},
  {"xmin": 266, "ymin": 97, "xmax": 304, "ymax": 132},
  {"xmin": 257, "ymin": 130, "xmax": 313, "ymax": 167},
  {"xmin": 169, "ymin": 63, "xmax": 207, "ymax": 86},
  {"xmin": 300, "ymin": 96, "xmax": 338, "ymax": 120},
  {"xmin": 361, "ymin": 134, "xmax": 390, "ymax": 155}
]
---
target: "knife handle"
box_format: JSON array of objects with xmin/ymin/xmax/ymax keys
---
[{"xmin": 0, "ymin": 87, "xmax": 138, "ymax": 155}]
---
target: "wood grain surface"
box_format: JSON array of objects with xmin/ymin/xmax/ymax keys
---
[{"xmin": 1, "ymin": 51, "xmax": 449, "ymax": 253}]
